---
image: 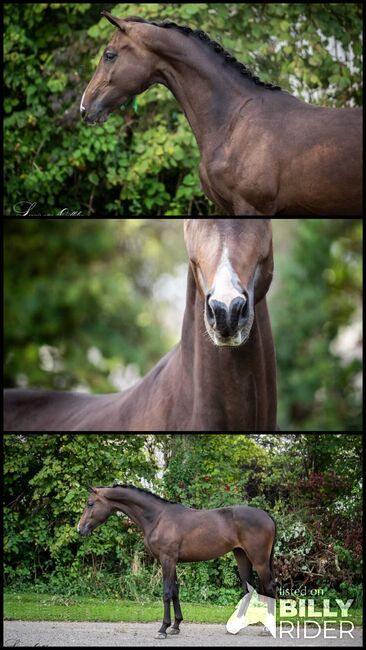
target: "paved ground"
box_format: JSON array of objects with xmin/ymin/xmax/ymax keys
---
[{"xmin": 3, "ymin": 621, "xmax": 363, "ymax": 647}]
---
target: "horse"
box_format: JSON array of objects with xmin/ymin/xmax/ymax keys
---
[
  {"xmin": 4, "ymin": 218, "xmax": 278, "ymax": 431},
  {"xmin": 77, "ymin": 484, "xmax": 276, "ymax": 639},
  {"xmin": 80, "ymin": 12, "xmax": 362, "ymax": 216}
]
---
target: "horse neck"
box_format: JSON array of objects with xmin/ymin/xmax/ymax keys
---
[
  {"xmin": 180, "ymin": 266, "xmax": 275, "ymax": 430},
  {"xmin": 150, "ymin": 30, "xmax": 260, "ymax": 154},
  {"xmin": 106, "ymin": 487, "xmax": 162, "ymax": 533},
  {"xmin": 181, "ymin": 265, "xmax": 248, "ymax": 402}
]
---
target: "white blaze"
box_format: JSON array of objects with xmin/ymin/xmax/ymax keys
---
[{"xmin": 209, "ymin": 246, "xmax": 243, "ymax": 308}]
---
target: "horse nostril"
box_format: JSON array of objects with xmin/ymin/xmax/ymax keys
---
[
  {"xmin": 206, "ymin": 294, "xmax": 216, "ymax": 328},
  {"xmin": 80, "ymin": 106, "xmax": 86, "ymax": 118},
  {"xmin": 230, "ymin": 296, "xmax": 248, "ymax": 327},
  {"xmin": 238, "ymin": 299, "xmax": 248, "ymax": 321}
]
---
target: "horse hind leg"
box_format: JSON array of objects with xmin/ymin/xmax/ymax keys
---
[
  {"xmin": 252, "ymin": 561, "xmax": 276, "ymax": 637},
  {"xmin": 234, "ymin": 549, "xmax": 275, "ymax": 637},
  {"xmin": 253, "ymin": 561, "xmax": 276, "ymax": 600},
  {"xmin": 233, "ymin": 548, "xmax": 253, "ymax": 594}
]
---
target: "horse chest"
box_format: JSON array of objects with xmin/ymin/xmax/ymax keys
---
[
  {"xmin": 146, "ymin": 526, "xmax": 180, "ymax": 559},
  {"xmin": 199, "ymin": 158, "xmax": 234, "ymax": 212}
]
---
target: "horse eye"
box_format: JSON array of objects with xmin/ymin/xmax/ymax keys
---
[
  {"xmin": 87, "ymin": 502, "xmax": 93, "ymax": 507},
  {"xmin": 104, "ymin": 51, "xmax": 116, "ymax": 61}
]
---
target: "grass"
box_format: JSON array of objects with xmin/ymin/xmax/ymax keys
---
[
  {"xmin": 4, "ymin": 592, "xmax": 363, "ymax": 626},
  {"xmin": 4, "ymin": 592, "xmax": 232, "ymax": 623}
]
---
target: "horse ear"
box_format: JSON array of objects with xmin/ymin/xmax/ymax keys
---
[{"xmin": 101, "ymin": 11, "xmax": 126, "ymax": 33}]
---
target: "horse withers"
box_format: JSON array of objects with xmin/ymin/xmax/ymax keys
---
[{"xmin": 77, "ymin": 485, "xmax": 276, "ymax": 639}]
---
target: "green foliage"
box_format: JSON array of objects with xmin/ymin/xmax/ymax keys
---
[
  {"xmin": 4, "ymin": 219, "xmax": 185, "ymax": 391},
  {"xmin": 272, "ymin": 219, "xmax": 362, "ymax": 431},
  {"xmin": 271, "ymin": 435, "xmax": 363, "ymax": 591},
  {"xmin": 163, "ymin": 434, "xmax": 268, "ymax": 508},
  {"xmin": 3, "ymin": 434, "xmax": 158, "ymax": 594},
  {"xmin": 4, "ymin": 4, "xmax": 362, "ymax": 215}
]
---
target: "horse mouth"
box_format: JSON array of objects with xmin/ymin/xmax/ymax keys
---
[
  {"xmin": 77, "ymin": 525, "xmax": 92, "ymax": 536},
  {"xmin": 84, "ymin": 111, "xmax": 109, "ymax": 125},
  {"xmin": 205, "ymin": 325, "xmax": 252, "ymax": 348},
  {"xmin": 211, "ymin": 332, "xmax": 250, "ymax": 347},
  {"xmin": 83, "ymin": 98, "xmax": 133, "ymax": 125},
  {"xmin": 205, "ymin": 316, "xmax": 254, "ymax": 348}
]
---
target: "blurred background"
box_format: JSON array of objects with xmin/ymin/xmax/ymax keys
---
[
  {"xmin": 4, "ymin": 3, "xmax": 362, "ymax": 215},
  {"xmin": 4, "ymin": 218, "xmax": 362, "ymax": 432}
]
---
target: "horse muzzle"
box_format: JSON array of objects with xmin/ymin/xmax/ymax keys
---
[
  {"xmin": 205, "ymin": 293, "xmax": 254, "ymax": 347},
  {"xmin": 77, "ymin": 523, "xmax": 92, "ymax": 536}
]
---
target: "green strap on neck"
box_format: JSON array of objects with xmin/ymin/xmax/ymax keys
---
[{"xmin": 133, "ymin": 97, "xmax": 138, "ymax": 113}]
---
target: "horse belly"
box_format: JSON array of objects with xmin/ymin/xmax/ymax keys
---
[{"xmin": 178, "ymin": 532, "xmax": 235, "ymax": 562}]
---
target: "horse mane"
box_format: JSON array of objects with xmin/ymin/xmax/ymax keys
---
[
  {"xmin": 124, "ymin": 16, "xmax": 281, "ymax": 91},
  {"xmin": 95, "ymin": 482, "xmax": 180, "ymax": 505}
]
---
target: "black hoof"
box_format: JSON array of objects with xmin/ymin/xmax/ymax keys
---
[{"xmin": 168, "ymin": 628, "xmax": 180, "ymax": 635}]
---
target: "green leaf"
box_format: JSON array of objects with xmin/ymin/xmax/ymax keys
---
[{"xmin": 88, "ymin": 171, "xmax": 99, "ymax": 185}]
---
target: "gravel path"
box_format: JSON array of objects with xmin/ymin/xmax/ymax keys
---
[{"xmin": 3, "ymin": 621, "xmax": 362, "ymax": 647}]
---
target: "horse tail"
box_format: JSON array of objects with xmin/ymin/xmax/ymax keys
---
[{"xmin": 268, "ymin": 513, "xmax": 276, "ymax": 578}]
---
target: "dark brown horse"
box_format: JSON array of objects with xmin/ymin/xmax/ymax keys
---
[
  {"xmin": 77, "ymin": 484, "xmax": 276, "ymax": 638},
  {"xmin": 80, "ymin": 13, "xmax": 362, "ymax": 216},
  {"xmin": 4, "ymin": 219, "xmax": 277, "ymax": 431}
]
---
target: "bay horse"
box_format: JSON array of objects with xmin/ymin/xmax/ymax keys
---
[
  {"xmin": 80, "ymin": 12, "xmax": 362, "ymax": 216},
  {"xmin": 4, "ymin": 219, "xmax": 277, "ymax": 431},
  {"xmin": 77, "ymin": 484, "xmax": 276, "ymax": 638}
]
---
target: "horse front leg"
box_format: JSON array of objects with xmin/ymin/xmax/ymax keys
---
[
  {"xmin": 155, "ymin": 556, "xmax": 177, "ymax": 639},
  {"xmin": 169, "ymin": 570, "xmax": 183, "ymax": 635}
]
